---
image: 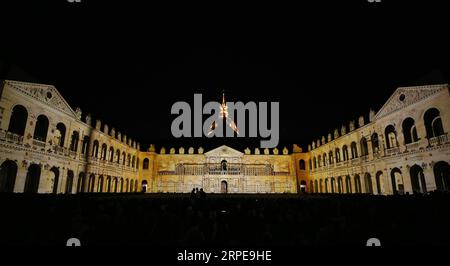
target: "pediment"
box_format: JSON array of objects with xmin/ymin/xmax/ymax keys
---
[
  {"xmin": 204, "ymin": 145, "xmax": 244, "ymax": 157},
  {"xmin": 374, "ymin": 84, "xmax": 447, "ymax": 120},
  {"xmin": 5, "ymin": 80, "xmax": 77, "ymax": 118}
]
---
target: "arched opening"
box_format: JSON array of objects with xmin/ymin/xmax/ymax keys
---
[
  {"xmin": 410, "ymin": 165, "xmax": 427, "ymax": 194},
  {"xmin": 109, "ymin": 147, "xmax": 114, "ymax": 162},
  {"xmin": 354, "ymin": 174, "xmax": 362, "ymax": 193},
  {"xmin": 132, "ymin": 156, "xmax": 136, "ymax": 168},
  {"xmin": 364, "ymin": 173, "xmax": 373, "ymax": 194},
  {"xmin": 120, "ymin": 178, "xmax": 124, "ymax": 192},
  {"xmin": 24, "ymin": 164, "xmax": 41, "ymax": 193},
  {"xmin": 313, "ymin": 157, "xmax": 317, "ymax": 169},
  {"xmin": 322, "ymin": 154, "xmax": 327, "ymax": 167},
  {"xmin": 88, "ymin": 174, "xmax": 95, "ymax": 192},
  {"xmin": 345, "ymin": 175, "xmax": 352, "ymax": 194},
  {"xmin": 424, "ymin": 108, "xmax": 445, "ymax": 139},
  {"xmin": 70, "ymin": 131, "xmax": 79, "ymax": 152},
  {"xmin": 299, "ymin": 159, "xmax": 305, "ymax": 170},
  {"xmin": 0, "ymin": 160, "xmax": 18, "ymax": 192},
  {"xmin": 390, "ymin": 168, "xmax": 403, "ymax": 195},
  {"xmin": 375, "ymin": 171, "xmax": 383, "ymax": 195},
  {"xmin": 141, "ymin": 180, "xmax": 148, "ymax": 193},
  {"xmin": 106, "ymin": 176, "xmax": 111, "ymax": 192},
  {"xmin": 101, "ymin": 144, "xmax": 107, "ymax": 161},
  {"xmin": 337, "ymin": 177, "xmax": 343, "ymax": 194},
  {"xmin": 335, "ymin": 148, "xmax": 341, "ymax": 163},
  {"xmin": 328, "ymin": 151, "xmax": 334, "ymax": 165},
  {"xmin": 81, "ymin": 136, "xmax": 89, "ymax": 154},
  {"xmin": 314, "ymin": 180, "xmax": 318, "ymax": 193},
  {"xmin": 318, "ymin": 155, "xmax": 322, "ymax": 168},
  {"xmin": 371, "ymin": 133, "xmax": 380, "ymax": 153},
  {"xmin": 122, "ymin": 152, "xmax": 126, "ymax": 165},
  {"xmin": 65, "ymin": 170, "xmax": 74, "ymax": 194},
  {"xmin": 221, "ymin": 180, "xmax": 228, "ymax": 193},
  {"xmin": 385, "ymin": 125, "xmax": 398, "ymax": 149},
  {"xmin": 77, "ymin": 172, "xmax": 86, "ymax": 193},
  {"xmin": 92, "ymin": 140, "xmax": 99, "ymax": 157},
  {"xmin": 125, "ymin": 179, "xmax": 129, "ymax": 192},
  {"xmin": 50, "ymin": 167, "xmax": 59, "ymax": 194},
  {"xmin": 130, "ymin": 179, "xmax": 134, "ymax": 192},
  {"xmin": 143, "ymin": 158, "xmax": 150, "ymax": 170},
  {"xmin": 402, "ymin": 117, "xmax": 419, "ymax": 144},
  {"xmin": 97, "ymin": 175, "xmax": 104, "ymax": 192},
  {"xmin": 434, "ymin": 161, "xmax": 450, "ymax": 191},
  {"xmin": 56, "ymin": 123, "xmax": 66, "ymax": 147},
  {"xmin": 116, "ymin": 150, "xmax": 121, "ymax": 164},
  {"xmin": 330, "ymin": 178, "xmax": 336, "ymax": 193},
  {"xmin": 113, "ymin": 177, "xmax": 118, "ymax": 192},
  {"xmin": 33, "ymin": 115, "xmax": 49, "ymax": 142},
  {"xmin": 324, "ymin": 178, "xmax": 329, "ymax": 193},
  {"xmin": 300, "ymin": 180, "xmax": 306, "ymax": 193},
  {"xmin": 135, "ymin": 180, "xmax": 138, "ymax": 192},
  {"xmin": 127, "ymin": 154, "xmax": 131, "ymax": 167},
  {"xmin": 342, "ymin": 145, "xmax": 349, "ymax": 161},
  {"xmin": 8, "ymin": 105, "xmax": 28, "ymax": 136},
  {"xmin": 360, "ymin": 137, "xmax": 369, "ymax": 156},
  {"xmin": 351, "ymin": 142, "xmax": 358, "ymax": 159}
]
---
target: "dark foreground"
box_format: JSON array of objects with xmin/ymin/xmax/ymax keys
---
[{"xmin": 0, "ymin": 193, "xmax": 449, "ymax": 246}]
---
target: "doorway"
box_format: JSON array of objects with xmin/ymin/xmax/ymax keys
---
[{"xmin": 221, "ymin": 180, "xmax": 228, "ymax": 193}]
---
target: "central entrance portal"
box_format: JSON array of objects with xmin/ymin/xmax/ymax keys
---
[{"xmin": 221, "ymin": 180, "xmax": 228, "ymax": 194}]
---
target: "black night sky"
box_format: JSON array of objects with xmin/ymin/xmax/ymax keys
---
[{"xmin": 0, "ymin": 0, "xmax": 449, "ymax": 152}]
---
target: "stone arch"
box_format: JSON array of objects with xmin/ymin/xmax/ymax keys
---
[
  {"xmin": 50, "ymin": 167, "xmax": 60, "ymax": 194},
  {"xmin": 424, "ymin": 108, "xmax": 444, "ymax": 138},
  {"xmin": 33, "ymin": 115, "xmax": 49, "ymax": 142},
  {"xmin": 354, "ymin": 174, "xmax": 362, "ymax": 193},
  {"xmin": 434, "ymin": 161, "xmax": 450, "ymax": 191},
  {"xmin": 0, "ymin": 160, "xmax": 18, "ymax": 192},
  {"xmin": 342, "ymin": 145, "xmax": 349, "ymax": 161},
  {"xmin": 65, "ymin": 170, "xmax": 74, "ymax": 194},
  {"xmin": 402, "ymin": 117, "xmax": 419, "ymax": 144},
  {"xmin": 350, "ymin": 142, "xmax": 358, "ymax": 159},
  {"xmin": 56, "ymin": 123, "xmax": 66, "ymax": 147},
  {"xmin": 88, "ymin": 173, "xmax": 95, "ymax": 192},
  {"xmin": 385, "ymin": 125, "xmax": 398, "ymax": 149},
  {"xmin": 364, "ymin": 173, "xmax": 373, "ymax": 194},
  {"xmin": 360, "ymin": 137, "xmax": 369, "ymax": 156},
  {"xmin": 330, "ymin": 177, "xmax": 336, "ymax": 193},
  {"xmin": 101, "ymin": 144, "xmax": 107, "ymax": 161},
  {"xmin": 299, "ymin": 159, "xmax": 306, "ymax": 170},
  {"xmin": 345, "ymin": 175, "xmax": 352, "ymax": 194},
  {"xmin": 92, "ymin": 140, "xmax": 99, "ymax": 157},
  {"xmin": 371, "ymin": 133, "xmax": 380, "ymax": 153},
  {"xmin": 375, "ymin": 171, "xmax": 383, "ymax": 195},
  {"xmin": 143, "ymin": 158, "xmax": 150, "ymax": 169},
  {"xmin": 97, "ymin": 175, "xmax": 104, "ymax": 192},
  {"xmin": 24, "ymin": 164, "xmax": 41, "ymax": 193},
  {"xmin": 390, "ymin": 168, "xmax": 403, "ymax": 195},
  {"xmin": 109, "ymin": 147, "xmax": 114, "ymax": 162},
  {"xmin": 70, "ymin": 131, "xmax": 80, "ymax": 151},
  {"xmin": 410, "ymin": 164, "xmax": 426, "ymax": 194},
  {"xmin": 77, "ymin": 172, "xmax": 86, "ymax": 193},
  {"xmin": 8, "ymin": 105, "xmax": 28, "ymax": 136},
  {"xmin": 337, "ymin": 176, "xmax": 343, "ymax": 193}
]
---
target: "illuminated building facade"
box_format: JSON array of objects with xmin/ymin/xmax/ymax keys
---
[{"xmin": 0, "ymin": 80, "xmax": 449, "ymax": 194}]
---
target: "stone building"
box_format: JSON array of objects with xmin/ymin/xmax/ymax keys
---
[
  {"xmin": 308, "ymin": 84, "xmax": 450, "ymax": 195},
  {"xmin": 0, "ymin": 80, "xmax": 140, "ymax": 193},
  {"xmin": 0, "ymin": 80, "xmax": 449, "ymax": 195}
]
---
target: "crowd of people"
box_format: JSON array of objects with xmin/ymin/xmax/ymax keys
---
[{"xmin": 0, "ymin": 191, "xmax": 449, "ymax": 246}]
